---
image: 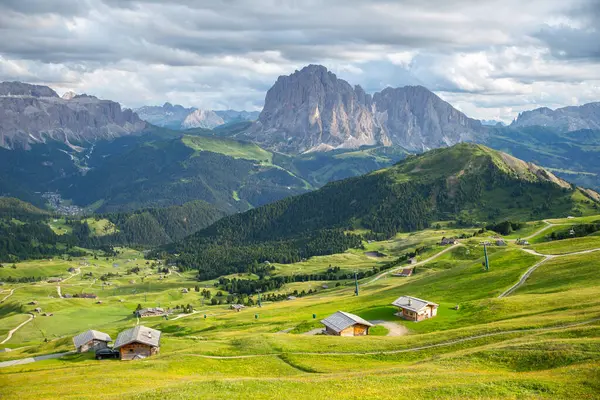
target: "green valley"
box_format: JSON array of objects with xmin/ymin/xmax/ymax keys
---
[{"xmin": 1, "ymin": 143, "xmax": 600, "ymax": 400}]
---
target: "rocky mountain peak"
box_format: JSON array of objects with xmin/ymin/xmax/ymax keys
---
[
  {"xmin": 0, "ymin": 82, "xmax": 146, "ymax": 150},
  {"xmin": 0, "ymin": 81, "xmax": 59, "ymax": 98},
  {"xmin": 245, "ymin": 65, "xmax": 483, "ymax": 154},
  {"xmin": 512, "ymin": 102, "xmax": 600, "ymax": 131},
  {"xmin": 181, "ymin": 109, "xmax": 225, "ymax": 129},
  {"xmin": 250, "ymin": 65, "xmax": 384, "ymax": 153},
  {"xmin": 61, "ymin": 91, "xmax": 78, "ymax": 100}
]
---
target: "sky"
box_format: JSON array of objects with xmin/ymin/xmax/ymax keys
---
[{"xmin": 0, "ymin": 0, "xmax": 599, "ymax": 123}]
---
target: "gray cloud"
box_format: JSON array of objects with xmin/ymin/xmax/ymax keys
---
[{"xmin": 0, "ymin": 0, "xmax": 599, "ymax": 122}]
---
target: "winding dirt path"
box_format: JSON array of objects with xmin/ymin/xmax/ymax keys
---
[
  {"xmin": 371, "ymin": 320, "xmax": 409, "ymax": 337},
  {"xmin": 182, "ymin": 318, "xmax": 600, "ymax": 359},
  {"xmin": 499, "ymin": 247, "xmax": 600, "ymax": 298},
  {"xmin": 0, "ymin": 289, "xmax": 15, "ymax": 303},
  {"xmin": 366, "ymin": 243, "xmax": 462, "ymax": 285},
  {"xmin": 523, "ymin": 220, "xmax": 571, "ymax": 240},
  {"xmin": 0, "ymin": 314, "xmax": 33, "ymax": 345}
]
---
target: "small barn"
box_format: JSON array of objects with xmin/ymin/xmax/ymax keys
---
[
  {"xmin": 114, "ymin": 325, "xmax": 161, "ymax": 361},
  {"xmin": 321, "ymin": 311, "xmax": 373, "ymax": 336},
  {"xmin": 392, "ymin": 268, "xmax": 414, "ymax": 277},
  {"xmin": 392, "ymin": 296, "xmax": 438, "ymax": 322},
  {"xmin": 230, "ymin": 304, "xmax": 245, "ymax": 312},
  {"xmin": 73, "ymin": 330, "xmax": 111, "ymax": 353}
]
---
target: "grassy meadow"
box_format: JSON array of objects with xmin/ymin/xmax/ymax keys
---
[{"xmin": 1, "ymin": 217, "xmax": 600, "ymax": 399}]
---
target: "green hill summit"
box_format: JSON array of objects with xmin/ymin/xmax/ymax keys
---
[{"xmin": 162, "ymin": 143, "xmax": 599, "ymax": 279}]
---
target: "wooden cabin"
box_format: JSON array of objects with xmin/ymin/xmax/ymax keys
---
[
  {"xmin": 321, "ymin": 311, "xmax": 373, "ymax": 336},
  {"xmin": 230, "ymin": 304, "xmax": 245, "ymax": 312},
  {"xmin": 440, "ymin": 237, "xmax": 458, "ymax": 246},
  {"xmin": 114, "ymin": 326, "xmax": 161, "ymax": 360},
  {"xmin": 73, "ymin": 330, "xmax": 111, "ymax": 353},
  {"xmin": 392, "ymin": 296, "xmax": 438, "ymax": 322}
]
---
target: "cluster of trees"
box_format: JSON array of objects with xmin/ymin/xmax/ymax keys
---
[
  {"xmin": 155, "ymin": 229, "xmax": 363, "ymax": 280},
  {"xmin": 548, "ymin": 223, "xmax": 600, "ymax": 241},
  {"xmin": 485, "ymin": 220, "xmax": 527, "ymax": 235},
  {"xmin": 1, "ymin": 275, "xmax": 44, "ymax": 283}
]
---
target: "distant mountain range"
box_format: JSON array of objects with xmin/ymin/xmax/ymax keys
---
[
  {"xmin": 134, "ymin": 103, "xmax": 259, "ymax": 130},
  {"xmin": 511, "ymin": 102, "xmax": 600, "ymax": 131},
  {"xmin": 2, "ymin": 66, "xmax": 600, "ymax": 215},
  {"xmin": 244, "ymin": 65, "xmax": 483, "ymax": 153},
  {"xmin": 0, "ymin": 82, "xmax": 146, "ymax": 150}
]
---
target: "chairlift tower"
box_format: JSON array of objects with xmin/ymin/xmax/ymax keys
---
[{"xmin": 483, "ymin": 242, "xmax": 489, "ymax": 271}]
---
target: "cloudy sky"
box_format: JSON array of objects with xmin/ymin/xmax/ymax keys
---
[{"xmin": 1, "ymin": 0, "xmax": 599, "ymax": 122}]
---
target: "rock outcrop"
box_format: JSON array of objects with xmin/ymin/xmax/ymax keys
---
[
  {"xmin": 181, "ymin": 109, "xmax": 225, "ymax": 129},
  {"xmin": 512, "ymin": 102, "xmax": 600, "ymax": 132},
  {"xmin": 249, "ymin": 65, "xmax": 389, "ymax": 153},
  {"xmin": 0, "ymin": 82, "xmax": 146, "ymax": 149},
  {"xmin": 372, "ymin": 86, "xmax": 482, "ymax": 151},
  {"xmin": 246, "ymin": 65, "xmax": 482, "ymax": 153}
]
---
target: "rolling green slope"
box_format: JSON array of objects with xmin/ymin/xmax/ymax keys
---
[
  {"xmin": 483, "ymin": 126, "xmax": 600, "ymax": 190},
  {"xmin": 163, "ymin": 144, "xmax": 599, "ymax": 279}
]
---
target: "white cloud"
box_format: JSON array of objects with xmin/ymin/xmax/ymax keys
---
[{"xmin": 0, "ymin": 0, "xmax": 598, "ymax": 120}]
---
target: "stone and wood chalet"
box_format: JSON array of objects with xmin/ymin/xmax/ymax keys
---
[
  {"xmin": 392, "ymin": 296, "xmax": 439, "ymax": 322},
  {"xmin": 321, "ymin": 311, "xmax": 374, "ymax": 336},
  {"xmin": 230, "ymin": 304, "xmax": 245, "ymax": 311},
  {"xmin": 73, "ymin": 330, "xmax": 112, "ymax": 353},
  {"xmin": 440, "ymin": 237, "xmax": 458, "ymax": 246},
  {"xmin": 114, "ymin": 325, "xmax": 161, "ymax": 360},
  {"xmin": 135, "ymin": 307, "xmax": 168, "ymax": 318}
]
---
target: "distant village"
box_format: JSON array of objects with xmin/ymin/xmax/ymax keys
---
[{"xmin": 42, "ymin": 192, "xmax": 83, "ymax": 216}]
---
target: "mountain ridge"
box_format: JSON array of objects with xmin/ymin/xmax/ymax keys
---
[
  {"xmin": 0, "ymin": 81, "xmax": 147, "ymax": 149},
  {"xmin": 243, "ymin": 65, "xmax": 483, "ymax": 154},
  {"xmin": 512, "ymin": 102, "xmax": 600, "ymax": 131}
]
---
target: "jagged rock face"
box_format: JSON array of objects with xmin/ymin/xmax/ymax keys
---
[
  {"xmin": 0, "ymin": 82, "xmax": 146, "ymax": 150},
  {"xmin": 61, "ymin": 91, "xmax": 77, "ymax": 100},
  {"xmin": 248, "ymin": 65, "xmax": 482, "ymax": 154},
  {"xmin": 512, "ymin": 103, "xmax": 600, "ymax": 131},
  {"xmin": 214, "ymin": 109, "xmax": 260, "ymax": 124},
  {"xmin": 0, "ymin": 82, "xmax": 59, "ymax": 98},
  {"xmin": 250, "ymin": 65, "xmax": 389, "ymax": 153},
  {"xmin": 181, "ymin": 109, "xmax": 225, "ymax": 129},
  {"xmin": 372, "ymin": 86, "xmax": 482, "ymax": 151},
  {"xmin": 134, "ymin": 102, "xmax": 196, "ymax": 129}
]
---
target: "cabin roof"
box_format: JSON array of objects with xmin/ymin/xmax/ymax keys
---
[
  {"xmin": 73, "ymin": 330, "xmax": 111, "ymax": 348},
  {"xmin": 391, "ymin": 296, "xmax": 438, "ymax": 313},
  {"xmin": 114, "ymin": 325, "xmax": 161, "ymax": 349},
  {"xmin": 321, "ymin": 311, "xmax": 373, "ymax": 333}
]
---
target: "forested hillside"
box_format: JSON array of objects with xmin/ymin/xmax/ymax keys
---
[
  {"xmin": 160, "ymin": 144, "xmax": 600, "ymax": 279},
  {"xmin": 0, "ymin": 198, "xmax": 226, "ymax": 262}
]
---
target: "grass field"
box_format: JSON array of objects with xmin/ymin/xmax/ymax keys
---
[
  {"xmin": 182, "ymin": 135, "xmax": 273, "ymax": 164},
  {"xmin": 1, "ymin": 216, "xmax": 600, "ymax": 399}
]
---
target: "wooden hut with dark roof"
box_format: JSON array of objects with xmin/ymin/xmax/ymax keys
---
[
  {"xmin": 321, "ymin": 311, "xmax": 373, "ymax": 336},
  {"xmin": 114, "ymin": 325, "xmax": 161, "ymax": 360},
  {"xmin": 73, "ymin": 330, "xmax": 111, "ymax": 353}
]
